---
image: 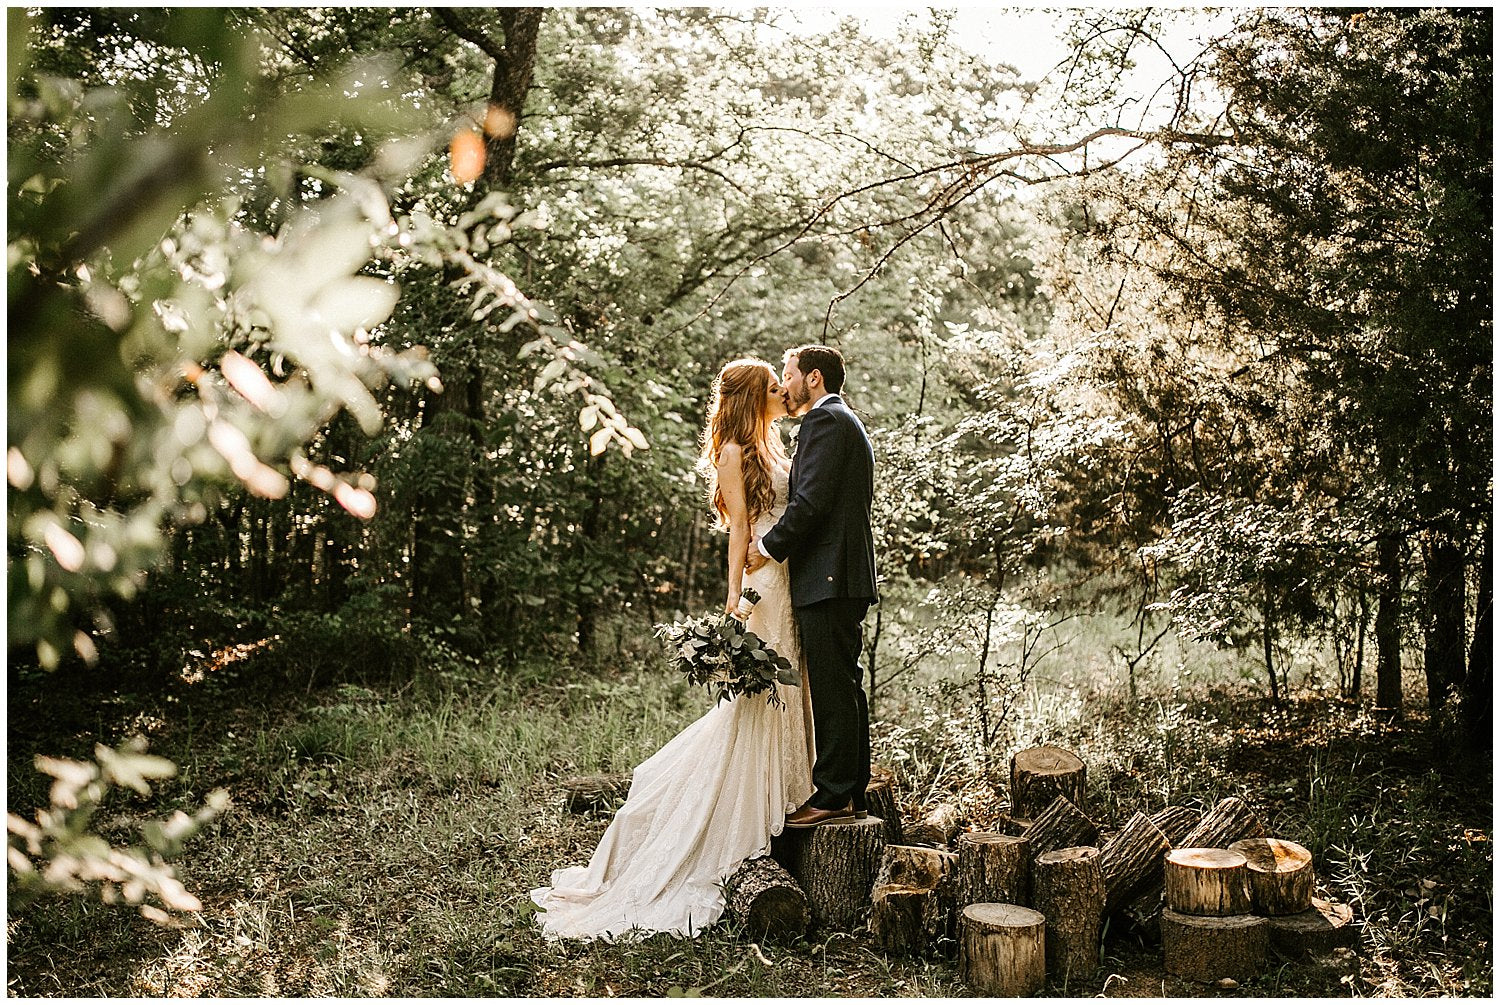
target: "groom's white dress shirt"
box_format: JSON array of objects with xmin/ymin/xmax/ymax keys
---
[{"xmin": 756, "ymin": 393, "xmax": 835, "ymax": 559}]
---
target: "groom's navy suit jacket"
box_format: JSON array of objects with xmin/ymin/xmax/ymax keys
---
[{"xmin": 761, "ymin": 394, "xmax": 878, "ymax": 608}]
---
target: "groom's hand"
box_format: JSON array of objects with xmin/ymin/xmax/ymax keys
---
[{"xmin": 745, "ymin": 543, "xmax": 769, "ymax": 574}]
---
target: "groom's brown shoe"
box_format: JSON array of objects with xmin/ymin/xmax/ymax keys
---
[{"xmin": 785, "ymin": 802, "xmax": 855, "ymax": 828}]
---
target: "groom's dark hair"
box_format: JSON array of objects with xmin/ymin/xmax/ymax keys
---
[{"xmin": 787, "ymin": 344, "xmax": 845, "ymax": 393}]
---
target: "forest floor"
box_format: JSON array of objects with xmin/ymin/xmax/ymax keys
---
[{"xmin": 5, "ymin": 628, "xmax": 1493, "ymax": 998}]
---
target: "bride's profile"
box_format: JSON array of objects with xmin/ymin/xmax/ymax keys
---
[{"xmin": 531, "ymin": 357, "xmax": 815, "ymax": 940}]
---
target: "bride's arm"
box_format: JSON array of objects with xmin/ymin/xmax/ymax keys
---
[{"xmin": 715, "ymin": 443, "xmax": 751, "ymax": 616}]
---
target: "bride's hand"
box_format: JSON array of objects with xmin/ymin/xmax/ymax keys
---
[{"xmin": 724, "ymin": 597, "xmax": 739, "ymax": 618}]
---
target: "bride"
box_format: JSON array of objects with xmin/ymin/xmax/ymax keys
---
[{"xmin": 531, "ymin": 358, "xmax": 815, "ymax": 940}]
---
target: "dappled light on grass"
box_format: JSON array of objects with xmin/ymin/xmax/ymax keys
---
[{"xmin": 179, "ymin": 639, "xmax": 275, "ymax": 685}]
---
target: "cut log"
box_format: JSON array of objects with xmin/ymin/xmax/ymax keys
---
[
  {"xmin": 1164, "ymin": 848, "xmax": 1252, "ymax": 916},
  {"xmin": 1148, "ymin": 805, "xmax": 1203, "ymax": 846},
  {"xmin": 1021, "ymin": 794, "xmax": 1098, "ymax": 857},
  {"xmin": 868, "ymin": 882, "xmax": 954, "ymax": 956},
  {"xmin": 904, "ymin": 801, "xmax": 962, "ymax": 848},
  {"xmin": 1032, "ymin": 846, "xmax": 1104, "ymax": 979},
  {"xmin": 865, "ymin": 775, "xmax": 904, "ymax": 845},
  {"xmin": 998, "ymin": 813, "xmax": 1031, "ymax": 837},
  {"xmin": 1010, "ymin": 746, "xmax": 1087, "ymax": 819},
  {"xmin": 958, "ymin": 903, "xmax": 1046, "ymax": 996},
  {"xmin": 874, "ymin": 844, "xmax": 957, "ymax": 891},
  {"xmin": 1161, "ymin": 909, "xmax": 1268, "ymax": 982},
  {"xmin": 561, "ymin": 773, "xmax": 629, "ymax": 814},
  {"xmin": 725, "ymin": 856, "xmax": 808, "ymax": 941},
  {"xmin": 957, "ymin": 832, "xmax": 1031, "ymax": 908},
  {"xmin": 1264, "ymin": 898, "xmax": 1356, "ymax": 958},
  {"xmin": 1099, "ymin": 811, "xmax": 1172, "ymax": 915},
  {"xmin": 1227, "ymin": 837, "xmax": 1315, "ymax": 916},
  {"xmin": 771, "ymin": 815, "xmax": 886, "ymax": 931},
  {"xmin": 1177, "ymin": 797, "xmax": 1266, "ymax": 849}
]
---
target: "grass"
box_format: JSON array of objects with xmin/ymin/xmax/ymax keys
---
[{"xmin": 5, "ymin": 606, "xmax": 1492, "ymax": 997}]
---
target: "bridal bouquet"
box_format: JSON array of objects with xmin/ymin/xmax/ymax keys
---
[{"xmin": 655, "ymin": 588, "xmax": 799, "ymax": 708}]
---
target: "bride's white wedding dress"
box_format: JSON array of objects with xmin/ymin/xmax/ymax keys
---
[{"xmin": 531, "ymin": 463, "xmax": 815, "ymax": 940}]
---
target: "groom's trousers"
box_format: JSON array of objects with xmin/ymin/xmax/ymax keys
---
[{"xmin": 797, "ymin": 596, "xmax": 872, "ymax": 812}]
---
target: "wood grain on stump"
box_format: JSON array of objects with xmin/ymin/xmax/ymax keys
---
[
  {"xmin": 1098, "ymin": 811, "xmax": 1172, "ymax": 915},
  {"xmin": 1161, "ymin": 908, "xmax": 1268, "ymax": 982},
  {"xmin": 1227, "ymin": 837, "xmax": 1315, "ymax": 916},
  {"xmin": 725, "ymin": 856, "xmax": 807, "ymax": 941},
  {"xmin": 1021, "ymin": 794, "xmax": 1098, "ymax": 857},
  {"xmin": 1164, "ymin": 848, "xmax": 1251, "ymax": 916},
  {"xmin": 957, "ymin": 832, "xmax": 1030, "ymax": 908},
  {"xmin": 1148, "ymin": 805, "xmax": 1203, "ymax": 847},
  {"xmin": 958, "ymin": 903, "xmax": 1046, "ymax": 996},
  {"xmin": 1178, "ymin": 797, "xmax": 1266, "ymax": 849},
  {"xmin": 1264, "ymin": 898, "xmax": 1356, "ymax": 958},
  {"xmin": 904, "ymin": 801, "xmax": 962, "ymax": 849},
  {"xmin": 771, "ymin": 815, "xmax": 886, "ymax": 931},
  {"xmin": 874, "ymin": 844, "xmax": 958, "ymax": 943},
  {"xmin": 1010, "ymin": 746, "xmax": 1087, "ymax": 820},
  {"xmin": 1032, "ymin": 845, "xmax": 1104, "ymax": 979}
]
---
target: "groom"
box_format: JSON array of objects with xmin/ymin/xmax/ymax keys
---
[{"xmin": 746, "ymin": 344, "xmax": 878, "ymax": 828}]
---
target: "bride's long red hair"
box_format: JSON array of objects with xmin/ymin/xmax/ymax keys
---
[{"xmin": 698, "ymin": 358, "xmax": 789, "ymax": 529}]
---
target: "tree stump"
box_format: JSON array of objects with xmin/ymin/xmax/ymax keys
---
[
  {"xmin": 1161, "ymin": 909, "xmax": 1268, "ymax": 982},
  {"xmin": 1164, "ymin": 848, "xmax": 1252, "ymax": 916},
  {"xmin": 560, "ymin": 774, "xmax": 629, "ymax": 814},
  {"xmin": 1010, "ymin": 746, "xmax": 1087, "ymax": 819},
  {"xmin": 725, "ymin": 856, "xmax": 808, "ymax": 941},
  {"xmin": 1021, "ymin": 794, "xmax": 1098, "ymax": 857},
  {"xmin": 1227, "ymin": 837, "xmax": 1315, "ymax": 916},
  {"xmin": 1099, "ymin": 811, "xmax": 1172, "ymax": 915},
  {"xmin": 865, "ymin": 775, "xmax": 904, "ymax": 845},
  {"xmin": 873, "ymin": 844, "xmax": 958, "ymax": 944},
  {"xmin": 1264, "ymin": 898, "xmax": 1356, "ymax": 958},
  {"xmin": 1148, "ymin": 805, "xmax": 1203, "ymax": 846},
  {"xmin": 904, "ymin": 801, "xmax": 962, "ymax": 848},
  {"xmin": 958, "ymin": 903, "xmax": 1046, "ymax": 996},
  {"xmin": 1032, "ymin": 846, "xmax": 1104, "ymax": 979},
  {"xmin": 870, "ymin": 885, "xmax": 931, "ymax": 954},
  {"xmin": 771, "ymin": 815, "xmax": 886, "ymax": 930},
  {"xmin": 1177, "ymin": 797, "xmax": 1266, "ymax": 849},
  {"xmin": 957, "ymin": 832, "xmax": 1030, "ymax": 908}
]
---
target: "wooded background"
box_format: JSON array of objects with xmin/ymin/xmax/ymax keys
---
[{"xmin": 8, "ymin": 4, "xmax": 1491, "ymax": 820}]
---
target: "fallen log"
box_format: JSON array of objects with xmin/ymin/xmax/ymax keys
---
[
  {"xmin": 1148, "ymin": 805, "xmax": 1203, "ymax": 846},
  {"xmin": 1099, "ymin": 811, "xmax": 1172, "ymax": 915},
  {"xmin": 904, "ymin": 801, "xmax": 962, "ymax": 849},
  {"xmin": 725, "ymin": 856, "xmax": 807, "ymax": 941},
  {"xmin": 1177, "ymin": 797, "xmax": 1266, "ymax": 849},
  {"xmin": 1021, "ymin": 794, "xmax": 1098, "ymax": 857}
]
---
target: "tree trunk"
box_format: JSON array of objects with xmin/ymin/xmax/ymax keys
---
[
  {"xmin": 726, "ymin": 856, "xmax": 808, "ymax": 942},
  {"xmin": 1161, "ymin": 909, "xmax": 1268, "ymax": 982},
  {"xmin": 1032, "ymin": 846, "xmax": 1104, "ymax": 979},
  {"xmin": 958, "ymin": 903, "xmax": 1046, "ymax": 996},
  {"xmin": 1021, "ymin": 795, "xmax": 1098, "ymax": 858},
  {"xmin": 1177, "ymin": 797, "xmax": 1266, "ymax": 849},
  {"xmin": 1261, "ymin": 581, "xmax": 1281, "ymax": 705},
  {"xmin": 1227, "ymin": 837, "xmax": 1314, "ymax": 916},
  {"xmin": 772, "ymin": 816, "xmax": 886, "ymax": 931},
  {"xmin": 1462, "ymin": 528, "xmax": 1492, "ymax": 765},
  {"xmin": 956, "ymin": 833, "xmax": 1031, "ymax": 909},
  {"xmin": 1422, "ymin": 535, "xmax": 1468, "ymax": 740},
  {"xmin": 1374, "ymin": 535, "xmax": 1404, "ymax": 719},
  {"xmin": 1010, "ymin": 746, "xmax": 1087, "ymax": 819},
  {"xmin": 1163, "ymin": 848, "xmax": 1251, "ymax": 916},
  {"xmin": 1099, "ymin": 811, "xmax": 1172, "ymax": 915}
]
